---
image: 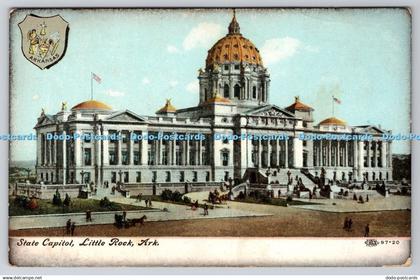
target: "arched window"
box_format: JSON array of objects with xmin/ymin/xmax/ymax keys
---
[
  {"xmin": 223, "ymin": 84, "xmax": 229, "ymax": 98},
  {"xmin": 234, "ymin": 84, "xmax": 240, "ymax": 99},
  {"xmin": 252, "ymin": 86, "xmax": 257, "ymax": 99},
  {"xmin": 204, "ymin": 88, "xmax": 208, "ymax": 100}
]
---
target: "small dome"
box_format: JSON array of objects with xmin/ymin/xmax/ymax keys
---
[
  {"xmin": 202, "ymin": 93, "xmax": 231, "ymax": 105},
  {"xmin": 205, "ymin": 12, "xmax": 263, "ymax": 68},
  {"xmin": 156, "ymin": 99, "xmax": 177, "ymax": 114},
  {"xmin": 71, "ymin": 100, "xmax": 112, "ymax": 111},
  {"xmin": 285, "ymin": 96, "xmax": 313, "ymax": 112},
  {"xmin": 319, "ymin": 117, "xmax": 347, "ymax": 126}
]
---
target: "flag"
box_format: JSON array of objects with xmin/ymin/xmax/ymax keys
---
[
  {"xmin": 333, "ymin": 96, "xmax": 341, "ymax": 104},
  {"xmin": 92, "ymin": 72, "xmax": 102, "ymax": 83}
]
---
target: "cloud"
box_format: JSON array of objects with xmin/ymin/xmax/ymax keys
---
[
  {"xmin": 183, "ymin": 22, "xmax": 223, "ymax": 51},
  {"xmin": 32, "ymin": 94, "xmax": 40, "ymax": 100},
  {"xmin": 167, "ymin": 45, "xmax": 180, "ymax": 54},
  {"xmin": 142, "ymin": 77, "xmax": 151, "ymax": 85},
  {"xmin": 260, "ymin": 37, "xmax": 301, "ymax": 65},
  {"xmin": 186, "ymin": 81, "xmax": 199, "ymax": 93},
  {"xmin": 169, "ymin": 80, "xmax": 179, "ymax": 88},
  {"xmin": 106, "ymin": 89, "xmax": 125, "ymax": 97}
]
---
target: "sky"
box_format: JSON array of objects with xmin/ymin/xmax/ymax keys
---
[{"xmin": 9, "ymin": 8, "xmax": 411, "ymax": 161}]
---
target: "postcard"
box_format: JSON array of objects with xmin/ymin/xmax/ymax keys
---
[{"xmin": 8, "ymin": 8, "xmax": 411, "ymax": 266}]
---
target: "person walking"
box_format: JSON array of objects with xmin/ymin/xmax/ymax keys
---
[
  {"xmin": 70, "ymin": 222, "xmax": 76, "ymax": 236},
  {"xmin": 364, "ymin": 224, "xmax": 370, "ymax": 237},
  {"xmin": 348, "ymin": 218, "xmax": 353, "ymax": 231},
  {"xmin": 145, "ymin": 199, "xmax": 149, "ymax": 208},
  {"xmin": 366, "ymin": 194, "xmax": 369, "ymax": 202},
  {"xmin": 66, "ymin": 219, "xmax": 71, "ymax": 235},
  {"xmin": 343, "ymin": 217, "xmax": 349, "ymax": 231},
  {"xmin": 204, "ymin": 203, "xmax": 209, "ymax": 216},
  {"xmin": 86, "ymin": 210, "xmax": 92, "ymax": 222}
]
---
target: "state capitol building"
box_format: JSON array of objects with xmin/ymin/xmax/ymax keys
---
[{"xmin": 34, "ymin": 13, "xmax": 393, "ymax": 190}]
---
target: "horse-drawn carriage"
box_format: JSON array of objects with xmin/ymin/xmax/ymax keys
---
[{"xmin": 114, "ymin": 214, "xmax": 147, "ymax": 229}]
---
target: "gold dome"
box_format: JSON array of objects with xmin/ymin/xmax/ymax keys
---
[
  {"xmin": 71, "ymin": 100, "xmax": 112, "ymax": 111},
  {"xmin": 205, "ymin": 12, "xmax": 263, "ymax": 68},
  {"xmin": 319, "ymin": 117, "xmax": 347, "ymax": 126},
  {"xmin": 156, "ymin": 99, "xmax": 177, "ymax": 114}
]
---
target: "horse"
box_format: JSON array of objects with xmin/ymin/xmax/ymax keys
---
[{"xmin": 129, "ymin": 215, "xmax": 147, "ymax": 226}]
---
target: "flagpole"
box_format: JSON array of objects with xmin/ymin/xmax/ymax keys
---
[
  {"xmin": 90, "ymin": 72, "xmax": 93, "ymax": 100},
  {"xmin": 332, "ymin": 95, "xmax": 335, "ymax": 117}
]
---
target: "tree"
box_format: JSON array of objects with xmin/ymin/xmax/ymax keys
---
[
  {"xmin": 63, "ymin": 193, "xmax": 71, "ymax": 207},
  {"xmin": 52, "ymin": 189, "xmax": 62, "ymax": 206}
]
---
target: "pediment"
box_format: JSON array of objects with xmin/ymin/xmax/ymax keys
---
[
  {"xmin": 355, "ymin": 125, "xmax": 386, "ymax": 134},
  {"xmin": 104, "ymin": 110, "xmax": 148, "ymax": 123},
  {"xmin": 244, "ymin": 105, "xmax": 296, "ymax": 118},
  {"xmin": 35, "ymin": 114, "xmax": 55, "ymax": 127}
]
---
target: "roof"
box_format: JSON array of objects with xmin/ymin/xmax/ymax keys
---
[
  {"xmin": 71, "ymin": 100, "xmax": 112, "ymax": 111},
  {"xmin": 156, "ymin": 99, "xmax": 177, "ymax": 114},
  {"xmin": 319, "ymin": 117, "xmax": 347, "ymax": 126},
  {"xmin": 285, "ymin": 96, "xmax": 313, "ymax": 112},
  {"xmin": 205, "ymin": 13, "xmax": 262, "ymax": 68},
  {"xmin": 201, "ymin": 94, "xmax": 232, "ymax": 105}
]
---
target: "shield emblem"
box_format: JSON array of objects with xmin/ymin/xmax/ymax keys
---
[{"xmin": 18, "ymin": 14, "xmax": 69, "ymax": 70}]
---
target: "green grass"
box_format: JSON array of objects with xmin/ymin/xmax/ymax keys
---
[
  {"xmin": 9, "ymin": 197, "xmax": 148, "ymax": 216},
  {"xmin": 235, "ymin": 197, "xmax": 319, "ymax": 207},
  {"xmin": 130, "ymin": 195, "xmax": 220, "ymax": 209}
]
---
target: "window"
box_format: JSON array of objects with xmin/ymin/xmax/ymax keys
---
[
  {"xmin": 152, "ymin": 171, "xmax": 157, "ymax": 182},
  {"xmin": 221, "ymin": 150, "xmax": 229, "ymax": 166},
  {"xmin": 122, "ymin": 150, "xmax": 128, "ymax": 165},
  {"xmin": 136, "ymin": 172, "xmax": 141, "ymax": 182},
  {"xmin": 133, "ymin": 151, "xmax": 140, "ymax": 165},
  {"xmin": 109, "ymin": 130, "xmax": 118, "ymax": 143},
  {"xmin": 84, "ymin": 148, "xmax": 92, "ymax": 166},
  {"xmin": 206, "ymin": 171, "xmax": 210, "ymax": 182},
  {"xmin": 180, "ymin": 171, "xmax": 185, "ymax": 182},
  {"xmin": 84, "ymin": 133, "xmax": 91, "ymax": 143},
  {"xmin": 109, "ymin": 150, "xmax": 116, "ymax": 165},
  {"xmin": 148, "ymin": 150, "xmax": 155, "ymax": 165},
  {"xmin": 224, "ymin": 84, "xmax": 229, "ymax": 98},
  {"xmin": 224, "ymin": 65, "xmax": 229, "ymax": 70},
  {"xmin": 252, "ymin": 86, "xmax": 257, "ymax": 99},
  {"xmin": 166, "ymin": 171, "xmax": 171, "ymax": 182},
  {"xmin": 46, "ymin": 172, "xmax": 49, "ymax": 181},
  {"xmin": 162, "ymin": 147, "xmax": 168, "ymax": 165},
  {"xmin": 234, "ymin": 65, "xmax": 240, "ymax": 70},
  {"xmin": 122, "ymin": 131, "xmax": 128, "ymax": 143},
  {"xmin": 124, "ymin": 172, "xmax": 129, "ymax": 183},
  {"xmin": 234, "ymin": 84, "xmax": 240, "ymax": 99},
  {"xmin": 192, "ymin": 171, "xmax": 198, "ymax": 182},
  {"xmin": 204, "ymin": 88, "xmax": 208, "ymax": 100},
  {"xmin": 111, "ymin": 172, "xmax": 117, "ymax": 183}
]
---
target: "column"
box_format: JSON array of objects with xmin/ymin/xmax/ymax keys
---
[
  {"xmin": 367, "ymin": 142, "xmax": 371, "ymax": 167},
  {"xmin": 284, "ymin": 139, "xmax": 289, "ymax": 168},
  {"xmin": 158, "ymin": 137, "xmax": 163, "ymax": 165},
  {"xmin": 198, "ymin": 138, "xmax": 203, "ymax": 165},
  {"xmin": 258, "ymin": 138, "xmax": 262, "ymax": 167},
  {"xmin": 358, "ymin": 141, "xmax": 364, "ymax": 179},
  {"xmin": 381, "ymin": 141, "xmax": 387, "ymax": 168},
  {"xmin": 171, "ymin": 138, "xmax": 176, "ymax": 165},
  {"xmin": 62, "ymin": 131, "xmax": 67, "ymax": 184},
  {"xmin": 129, "ymin": 131, "xmax": 134, "ymax": 165},
  {"xmin": 141, "ymin": 131, "xmax": 148, "ymax": 165},
  {"xmin": 102, "ymin": 130, "xmax": 109, "ymax": 165},
  {"xmin": 292, "ymin": 137, "xmax": 303, "ymax": 168},
  {"xmin": 388, "ymin": 142, "xmax": 392, "ymax": 168},
  {"xmin": 36, "ymin": 132, "xmax": 42, "ymax": 166},
  {"xmin": 95, "ymin": 128, "xmax": 102, "ymax": 185},
  {"xmin": 327, "ymin": 141, "xmax": 331, "ymax": 166},
  {"xmin": 275, "ymin": 139, "xmax": 280, "ymax": 167},
  {"xmin": 185, "ymin": 137, "xmax": 190, "ymax": 165},
  {"xmin": 74, "ymin": 129, "xmax": 82, "ymax": 167},
  {"xmin": 267, "ymin": 140, "xmax": 271, "ymax": 167},
  {"xmin": 117, "ymin": 131, "xmax": 122, "ymax": 165}
]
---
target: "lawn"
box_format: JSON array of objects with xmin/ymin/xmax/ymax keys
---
[{"xmin": 9, "ymin": 197, "xmax": 147, "ymax": 216}]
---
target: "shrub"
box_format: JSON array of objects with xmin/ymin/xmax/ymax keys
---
[
  {"xmin": 160, "ymin": 189, "xmax": 173, "ymax": 201},
  {"xmin": 52, "ymin": 189, "xmax": 62, "ymax": 206},
  {"xmin": 63, "ymin": 194, "xmax": 71, "ymax": 207},
  {"xmin": 237, "ymin": 191, "xmax": 245, "ymax": 200},
  {"xmin": 286, "ymin": 195, "xmax": 293, "ymax": 202},
  {"xmin": 14, "ymin": 195, "xmax": 29, "ymax": 208},
  {"xmin": 171, "ymin": 191, "xmax": 183, "ymax": 202},
  {"xmin": 27, "ymin": 197, "xmax": 38, "ymax": 210},
  {"xmin": 183, "ymin": 196, "xmax": 192, "ymax": 204},
  {"xmin": 99, "ymin": 196, "xmax": 112, "ymax": 208}
]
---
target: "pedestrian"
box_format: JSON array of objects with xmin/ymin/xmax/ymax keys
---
[
  {"xmin": 364, "ymin": 224, "xmax": 370, "ymax": 237},
  {"xmin": 145, "ymin": 199, "xmax": 149, "ymax": 207},
  {"xmin": 204, "ymin": 203, "xmax": 209, "ymax": 216},
  {"xmin": 149, "ymin": 199, "xmax": 153, "ymax": 208},
  {"xmin": 122, "ymin": 211, "xmax": 127, "ymax": 222},
  {"xmin": 348, "ymin": 218, "xmax": 353, "ymax": 231},
  {"xmin": 66, "ymin": 219, "xmax": 71, "ymax": 235},
  {"xmin": 366, "ymin": 194, "xmax": 369, "ymax": 202},
  {"xmin": 343, "ymin": 217, "xmax": 349, "ymax": 230},
  {"xmin": 70, "ymin": 222, "xmax": 76, "ymax": 236},
  {"xmin": 86, "ymin": 210, "xmax": 92, "ymax": 222},
  {"xmin": 353, "ymin": 193, "xmax": 357, "ymax": 201}
]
